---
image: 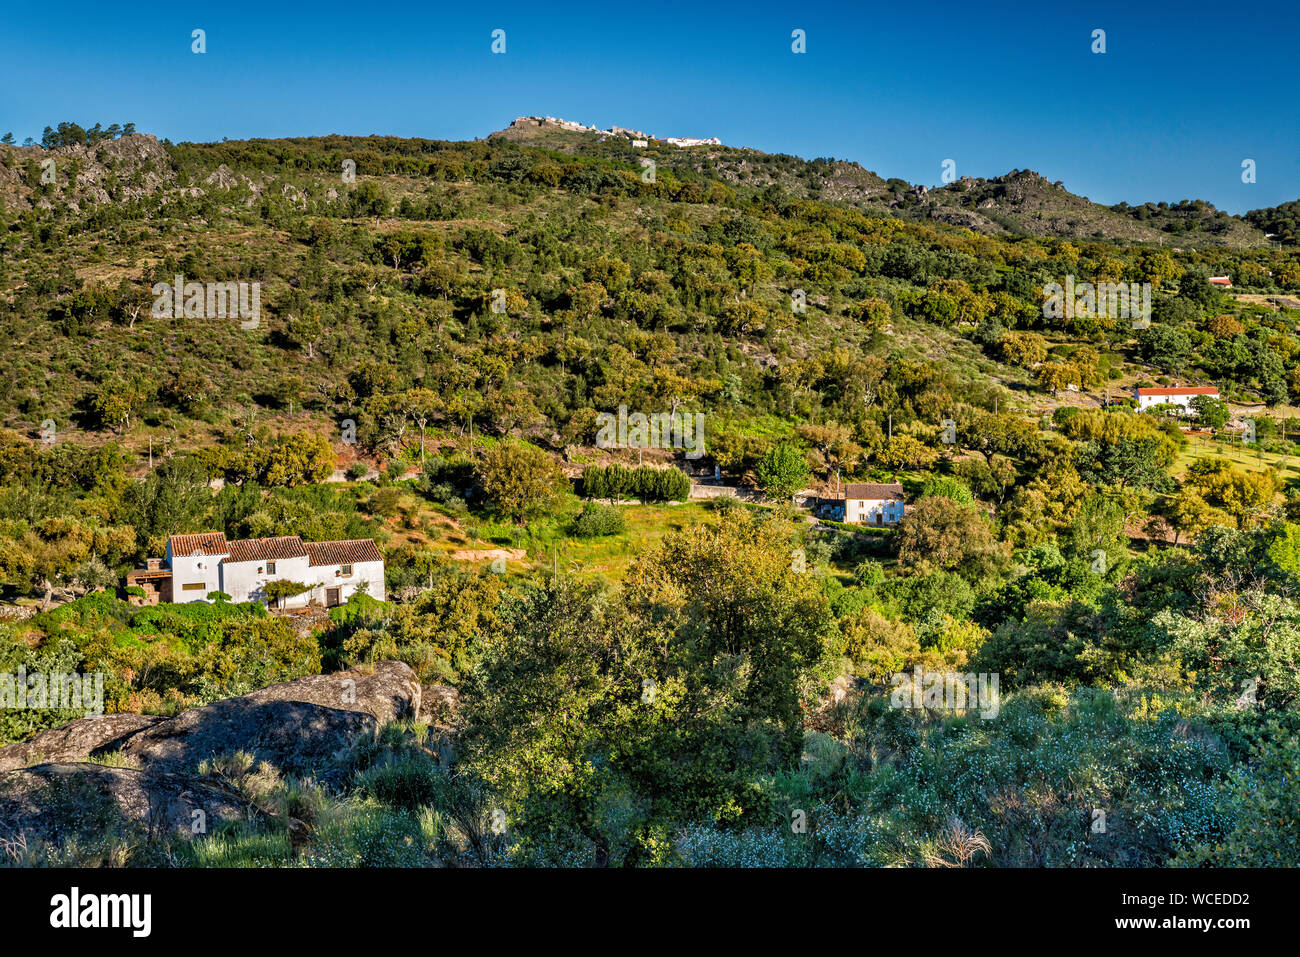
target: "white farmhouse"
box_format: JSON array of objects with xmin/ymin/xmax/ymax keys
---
[
  {"xmin": 843, "ymin": 482, "xmax": 906, "ymax": 525},
  {"xmin": 815, "ymin": 482, "xmax": 906, "ymax": 525},
  {"xmin": 127, "ymin": 533, "xmax": 384, "ymax": 607},
  {"xmin": 1132, "ymin": 385, "xmax": 1219, "ymax": 414}
]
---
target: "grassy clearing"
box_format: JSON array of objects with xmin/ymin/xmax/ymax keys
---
[
  {"xmin": 1175, "ymin": 433, "xmax": 1300, "ymax": 487},
  {"xmin": 361, "ymin": 478, "xmax": 721, "ymax": 583},
  {"xmin": 463, "ymin": 498, "xmax": 718, "ymax": 584}
]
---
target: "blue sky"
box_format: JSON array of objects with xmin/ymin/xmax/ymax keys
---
[{"xmin": 2, "ymin": 0, "xmax": 1297, "ymax": 213}]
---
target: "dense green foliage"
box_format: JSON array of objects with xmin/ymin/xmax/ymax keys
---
[
  {"xmin": 580, "ymin": 463, "xmax": 690, "ymax": 501},
  {"xmin": 2, "ymin": 125, "xmax": 1298, "ymax": 868}
]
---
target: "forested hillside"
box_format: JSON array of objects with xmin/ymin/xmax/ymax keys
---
[{"xmin": 0, "ymin": 120, "xmax": 1298, "ymax": 868}]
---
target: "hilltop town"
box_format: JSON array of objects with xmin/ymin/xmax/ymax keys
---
[{"xmin": 493, "ymin": 114, "xmax": 723, "ymax": 148}]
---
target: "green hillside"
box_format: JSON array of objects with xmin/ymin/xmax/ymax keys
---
[{"xmin": 0, "ymin": 120, "xmax": 1298, "ymax": 869}]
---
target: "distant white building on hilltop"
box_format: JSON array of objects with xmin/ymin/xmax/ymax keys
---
[
  {"xmin": 503, "ymin": 117, "xmax": 721, "ymax": 149},
  {"xmin": 126, "ymin": 533, "xmax": 384, "ymax": 608},
  {"xmin": 664, "ymin": 136, "xmax": 722, "ymax": 148}
]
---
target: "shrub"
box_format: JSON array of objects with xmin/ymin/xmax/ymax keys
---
[
  {"xmin": 570, "ymin": 503, "xmax": 626, "ymax": 538},
  {"xmin": 919, "ymin": 475, "xmax": 973, "ymax": 505},
  {"xmin": 853, "ymin": 559, "xmax": 886, "ymax": 589},
  {"xmin": 476, "ymin": 443, "xmax": 562, "ymax": 520},
  {"xmin": 354, "ymin": 752, "xmax": 441, "ymax": 810},
  {"xmin": 581, "ymin": 464, "xmax": 689, "ymax": 502},
  {"xmin": 756, "ymin": 442, "xmax": 810, "ymax": 500}
]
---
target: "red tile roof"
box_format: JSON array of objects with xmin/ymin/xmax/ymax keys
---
[
  {"xmin": 842, "ymin": 482, "xmax": 905, "ymax": 501},
  {"xmin": 166, "ymin": 534, "xmax": 380, "ymax": 567},
  {"xmin": 225, "ymin": 536, "xmax": 310, "ymax": 563},
  {"xmin": 168, "ymin": 532, "xmax": 229, "ymax": 557},
  {"xmin": 304, "ymin": 539, "xmax": 383, "ymax": 566},
  {"xmin": 1134, "ymin": 386, "xmax": 1219, "ymax": 397}
]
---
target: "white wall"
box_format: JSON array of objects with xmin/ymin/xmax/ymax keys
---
[
  {"xmin": 166, "ymin": 543, "xmax": 226, "ymax": 603},
  {"xmin": 324, "ymin": 559, "xmax": 386, "ymax": 604},
  {"xmin": 164, "ymin": 544, "xmax": 384, "ymax": 607},
  {"xmin": 220, "ymin": 555, "xmax": 312, "ymax": 605},
  {"xmin": 846, "ymin": 498, "xmax": 904, "ymax": 524},
  {"xmin": 217, "ymin": 556, "xmax": 385, "ymax": 606},
  {"xmin": 1135, "ymin": 393, "xmax": 1209, "ymax": 413}
]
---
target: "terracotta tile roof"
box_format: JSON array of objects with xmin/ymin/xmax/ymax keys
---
[
  {"xmin": 304, "ymin": 539, "xmax": 382, "ymax": 566},
  {"xmin": 843, "ymin": 482, "xmax": 905, "ymax": 501},
  {"xmin": 1134, "ymin": 386, "xmax": 1219, "ymax": 397},
  {"xmin": 168, "ymin": 532, "xmax": 229, "ymax": 557},
  {"xmin": 225, "ymin": 536, "xmax": 310, "ymax": 563}
]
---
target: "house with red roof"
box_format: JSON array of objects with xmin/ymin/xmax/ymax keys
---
[
  {"xmin": 816, "ymin": 482, "xmax": 906, "ymax": 525},
  {"xmin": 126, "ymin": 533, "xmax": 384, "ymax": 607},
  {"xmin": 1132, "ymin": 385, "xmax": 1220, "ymax": 414}
]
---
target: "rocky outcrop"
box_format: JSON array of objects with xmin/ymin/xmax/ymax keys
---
[
  {"xmin": 0, "ymin": 662, "xmax": 421, "ymax": 775},
  {"xmin": 0, "ymin": 134, "xmax": 175, "ymax": 213},
  {"xmin": 204, "ymin": 163, "xmax": 239, "ymax": 189},
  {"xmin": 241, "ymin": 660, "xmax": 421, "ymax": 725},
  {"xmin": 0, "ymin": 662, "xmax": 425, "ymax": 852},
  {"xmin": 420, "ymin": 685, "xmax": 460, "ymax": 728},
  {"xmin": 111, "ymin": 662, "xmax": 421, "ymax": 774},
  {"xmin": 114, "ymin": 699, "xmax": 378, "ymax": 776},
  {"xmin": 929, "ymin": 206, "xmax": 1001, "ymax": 232},
  {"xmin": 0, "ymin": 763, "xmax": 250, "ymax": 848},
  {"xmin": 0, "ymin": 604, "xmax": 37, "ymax": 623},
  {"xmin": 0, "ymin": 714, "xmax": 163, "ymax": 772}
]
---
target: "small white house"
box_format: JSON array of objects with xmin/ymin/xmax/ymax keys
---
[
  {"xmin": 816, "ymin": 483, "xmax": 906, "ymax": 525},
  {"xmin": 1133, "ymin": 385, "xmax": 1219, "ymax": 414},
  {"xmin": 138, "ymin": 533, "xmax": 384, "ymax": 607},
  {"xmin": 844, "ymin": 483, "xmax": 906, "ymax": 525}
]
